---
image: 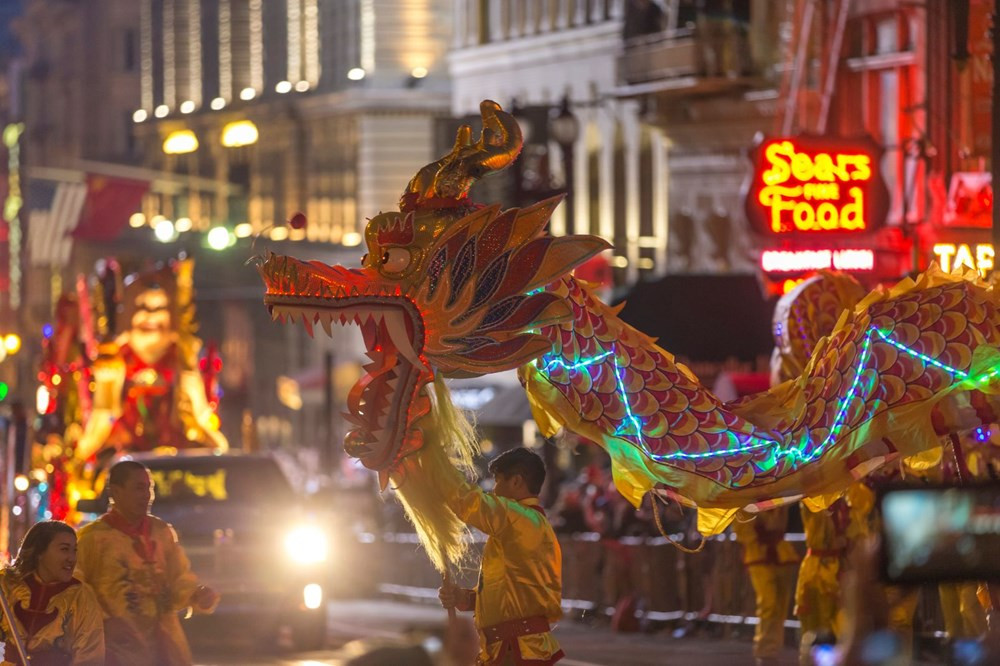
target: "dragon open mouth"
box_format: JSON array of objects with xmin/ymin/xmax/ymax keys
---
[{"xmin": 260, "ymin": 255, "xmax": 432, "ymax": 471}]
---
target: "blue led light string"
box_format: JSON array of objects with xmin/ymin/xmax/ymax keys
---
[
  {"xmin": 538, "ymin": 325, "xmax": 997, "ymax": 467},
  {"xmin": 540, "ymin": 345, "xmax": 781, "ymax": 460},
  {"xmin": 611, "ymin": 352, "xmax": 645, "ymax": 446},
  {"xmin": 874, "ymin": 329, "xmax": 968, "ymax": 378},
  {"xmin": 780, "ymin": 328, "xmax": 875, "ymax": 464}
]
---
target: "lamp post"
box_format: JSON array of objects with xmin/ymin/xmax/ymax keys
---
[{"xmin": 549, "ymin": 95, "xmax": 580, "ymax": 233}]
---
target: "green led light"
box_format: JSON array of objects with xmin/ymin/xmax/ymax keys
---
[{"xmin": 539, "ymin": 325, "xmax": 983, "ymax": 470}]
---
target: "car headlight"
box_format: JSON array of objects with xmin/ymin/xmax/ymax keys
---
[{"xmin": 284, "ymin": 524, "xmax": 329, "ymax": 564}]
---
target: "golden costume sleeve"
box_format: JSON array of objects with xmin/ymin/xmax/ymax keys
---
[
  {"xmin": 66, "ymin": 583, "xmax": 105, "ymax": 666},
  {"xmin": 162, "ymin": 523, "xmax": 203, "ymax": 613},
  {"xmin": 436, "ymin": 460, "xmax": 510, "ymax": 536},
  {"xmin": 73, "ymin": 528, "xmax": 110, "ymax": 618}
]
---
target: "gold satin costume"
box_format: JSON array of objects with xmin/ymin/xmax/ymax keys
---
[
  {"xmin": 0, "ymin": 570, "xmax": 105, "ymax": 666},
  {"xmin": 795, "ymin": 484, "xmax": 872, "ymax": 664},
  {"xmin": 732, "ymin": 506, "xmax": 799, "ymax": 660},
  {"xmin": 438, "ymin": 463, "xmax": 563, "ymax": 665},
  {"xmin": 0, "ymin": 569, "xmax": 104, "ymax": 666},
  {"xmin": 76, "ymin": 512, "xmax": 207, "ymax": 666}
]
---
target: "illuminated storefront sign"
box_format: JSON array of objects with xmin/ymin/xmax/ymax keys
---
[
  {"xmin": 746, "ymin": 135, "xmax": 888, "ymax": 235},
  {"xmin": 932, "ymin": 243, "xmax": 994, "ymax": 277},
  {"xmin": 760, "ymin": 248, "xmax": 875, "ymax": 273}
]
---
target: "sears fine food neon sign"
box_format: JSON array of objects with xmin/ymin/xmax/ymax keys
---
[{"xmin": 746, "ymin": 136, "xmax": 888, "ymax": 235}]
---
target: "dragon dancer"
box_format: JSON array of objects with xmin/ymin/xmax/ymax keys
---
[
  {"xmin": 795, "ymin": 484, "xmax": 873, "ymax": 665},
  {"xmin": 732, "ymin": 506, "xmax": 799, "ymax": 666},
  {"xmin": 437, "ymin": 445, "xmax": 564, "ymax": 666}
]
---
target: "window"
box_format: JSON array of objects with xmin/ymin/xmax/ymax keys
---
[{"xmin": 123, "ymin": 28, "xmax": 137, "ymax": 72}]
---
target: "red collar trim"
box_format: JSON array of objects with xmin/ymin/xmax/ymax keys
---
[{"xmin": 101, "ymin": 511, "xmax": 157, "ymax": 562}]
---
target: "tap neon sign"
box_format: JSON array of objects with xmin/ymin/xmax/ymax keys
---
[
  {"xmin": 932, "ymin": 243, "xmax": 994, "ymax": 277},
  {"xmin": 746, "ymin": 135, "xmax": 888, "ymax": 235}
]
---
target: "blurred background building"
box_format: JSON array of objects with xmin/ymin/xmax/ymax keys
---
[
  {"xmin": 0, "ymin": 0, "xmax": 995, "ymax": 474},
  {"xmin": 5, "ymin": 0, "xmax": 455, "ymax": 468}
]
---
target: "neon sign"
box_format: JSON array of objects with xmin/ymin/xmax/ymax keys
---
[
  {"xmin": 761, "ymin": 248, "xmax": 875, "ymax": 273},
  {"xmin": 932, "ymin": 243, "xmax": 994, "ymax": 277},
  {"xmin": 746, "ymin": 135, "xmax": 888, "ymax": 235}
]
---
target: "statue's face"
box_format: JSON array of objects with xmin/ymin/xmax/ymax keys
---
[{"xmin": 130, "ymin": 288, "xmax": 173, "ymax": 362}]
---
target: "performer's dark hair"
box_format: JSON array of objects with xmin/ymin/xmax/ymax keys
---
[
  {"xmin": 489, "ymin": 447, "xmax": 546, "ymax": 495},
  {"xmin": 7, "ymin": 520, "xmax": 76, "ymax": 580},
  {"xmin": 108, "ymin": 459, "xmax": 149, "ymax": 487}
]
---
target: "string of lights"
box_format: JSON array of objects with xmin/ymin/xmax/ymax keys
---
[{"xmin": 538, "ymin": 324, "xmax": 998, "ymax": 469}]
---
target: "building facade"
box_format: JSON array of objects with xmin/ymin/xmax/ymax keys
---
[
  {"xmin": 450, "ymin": 1, "xmax": 966, "ymax": 291},
  {"xmin": 450, "ymin": 0, "xmax": 670, "ymax": 285},
  {"xmin": 12, "ymin": 0, "xmax": 456, "ymax": 461}
]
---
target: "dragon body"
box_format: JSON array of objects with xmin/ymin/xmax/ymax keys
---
[
  {"xmin": 522, "ymin": 268, "xmax": 1000, "ymax": 515},
  {"xmin": 259, "ymin": 101, "xmax": 1000, "ymax": 559}
]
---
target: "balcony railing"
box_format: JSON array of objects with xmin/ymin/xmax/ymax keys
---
[
  {"xmin": 453, "ymin": 0, "xmax": 625, "ymax": 48},
  {"xmin": 618, "ymin": 25, "xmax": 760, "ymax": 90}
]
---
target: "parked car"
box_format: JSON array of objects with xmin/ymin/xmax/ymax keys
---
[{"xmin": 78, "ymin": 449, "xmax": 332, "ymax": 650}]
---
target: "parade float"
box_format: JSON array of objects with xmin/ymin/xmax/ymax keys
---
[
  {"xmin": 33, "ymin": 257, "xmax": 228, "ymax": 520},
  {"xmin": 257, "ymin": 100, "xmax": 1000, "ymax": 571}
]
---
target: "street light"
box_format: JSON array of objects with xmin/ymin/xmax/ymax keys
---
[{"xmin": 549, "ymin": 95, "xmax": 580, "ymax": 233}]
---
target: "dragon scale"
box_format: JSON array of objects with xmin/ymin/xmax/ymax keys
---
[{"xmin": 523, "ymin": 269, "xmax": 1000, "ymax": 511}]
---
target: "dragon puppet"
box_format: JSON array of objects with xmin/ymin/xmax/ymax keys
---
[{"xmin": 258, "ymin": 100, "xmax": 1000, "ymax": 569}]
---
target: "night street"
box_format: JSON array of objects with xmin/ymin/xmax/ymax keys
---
[
  {"xmin": 191, "ymin": 599, "xmax": 802, "ymax": 666},
  {"xmin": 2, "ymin": 1, "xmax": 1000, "ymax": 665}
]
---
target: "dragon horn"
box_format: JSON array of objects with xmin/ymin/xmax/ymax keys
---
[
  {"xmin": 400, "ymin": 100, "xmax": 523, "ymax": 209},
  {"xmin": 402, "ymin": 124, "xmax": 474, "ymax": 205}
]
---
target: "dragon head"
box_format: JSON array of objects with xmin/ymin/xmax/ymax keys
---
[{"xmin": 259, "ymin": 100, "xmax": 608, "ymax": 477}]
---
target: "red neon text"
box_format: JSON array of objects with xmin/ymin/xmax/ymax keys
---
[
  {"xmin": 758, "ymin": 141, "xmax": 873, "ymax": 233},
  {"xmin": 761, "ymin": 249, "xmax": 875, "ymax": 273}
]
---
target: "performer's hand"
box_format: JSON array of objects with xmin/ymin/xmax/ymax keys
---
[
  {"xmin": 191, "ymin": 584, "xmax": 219, "ymax": 611},
  {"xmin": 438, "ymin": 586, "xmax": 474, "ymax": 611}
]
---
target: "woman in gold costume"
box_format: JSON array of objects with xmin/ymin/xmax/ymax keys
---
[{"xmin": 0, "ymin": 520, "xmax": 105, "ymax": 665}]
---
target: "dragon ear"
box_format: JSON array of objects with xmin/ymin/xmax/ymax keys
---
[
  {"xmin": 520, "ymin": 235, "xmax": 612, "ymax": 294},
  {"xmin": 485, "ymin": 234, "xmax": 611, "ymax": 305}
]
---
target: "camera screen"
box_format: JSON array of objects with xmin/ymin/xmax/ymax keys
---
[{"xmin": 880, "ymin": 485, "xmax": 1000, "ymax": 583}]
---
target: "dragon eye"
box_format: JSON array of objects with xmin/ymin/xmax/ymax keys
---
[
  {"xmin": 380, "ymin": 247, "xmax": 411, "ymax": 274},
  {"xmin": 361, "ymin": 253, "xmax": 368, "ymax": 266}
]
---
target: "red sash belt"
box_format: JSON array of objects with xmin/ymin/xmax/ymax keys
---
[
  {"xmin": 482, "ymin": 615, "xmax": 551, "ymax": 644},
  {"xmin": 807, "ymin": 547, "xmax": 845, "ymax": 559}
]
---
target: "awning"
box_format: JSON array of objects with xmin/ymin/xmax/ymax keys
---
[
  {"xmin": 617, "ymin": 274, "xmax": 777, "ymax": 363},
  {"xmin": 446, "ymin": 370, "xmax": 532, "ymax": 428}
]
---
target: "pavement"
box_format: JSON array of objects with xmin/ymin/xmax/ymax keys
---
[
  {"xmin": 190, "ymin": 598, "xmax": 793, "ymax": 665},
  {"xmin": 192, "ymin": 598, "xmax": 948, "ymax": 665}
]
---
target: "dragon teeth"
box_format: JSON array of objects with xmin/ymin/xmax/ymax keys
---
[
  {"xmin": 382, "ymin": 309, "xmax": 423, "ymax": 367},
  {"xmin": 320, "ymin": 313, "xmax": 334, "ymax": 336}
]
